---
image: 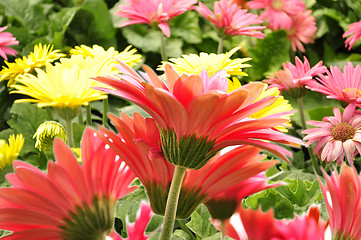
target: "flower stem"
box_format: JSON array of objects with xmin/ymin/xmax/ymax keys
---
[
  {"xmin": 160, "ymin": 32, "xmax": 167, "ymax": 61},
  {"xmin": 217, "ymin": 36, "xmax": 224, "ymax": 54},
  {"xmin": 78, "ymin": 107, "xmax": 84, "ymax": 124},
  {"xmin": 297, "ymin": 97, "xmax": 321, "ymax": 175},
  {"xmin": 65, "ymin": 119, "xmax": 74, "ymax": 148},
  {"xmin": 221, "ymin": 220, "xmax": 226, "ymax": 240},
  {"xmin": 86, "ymin": 105, "xmax": 92, "ymax": 126},
  {"xmin": 102, "ymin": 98, "xmax": 108, "ymax": 126},
  {"xmin": 46, "ymin": 107, "xmax": 53, "ymax": 121},
  {"xmin": 160, "ymin": 165, "xmax": 187, "ymax": 240}
]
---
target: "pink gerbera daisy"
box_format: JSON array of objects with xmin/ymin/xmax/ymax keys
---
[
  {"xmin": 115, "ymin": 0, "xmax": 197, "ymax": 37},
  {"xmin": 196, "ymin": 0, "xmax": 265, "ymax": 38},
  {"xmin": 286, "ymin": 10, "xmax": 317, "ymax": 52},
  {"xmin": 97, "ymin": 113, "xmax": 286, "ymax": 219},
  {"xmin": 319, "ymin": 165, "xmax": 361, "ymax": 240},
  {"xmin": 343, "ymin": 20, "xmax": 361, "ymax": 50},
  {"xmin": 302, "ymin": 103, "xmax": 361, "ymax": 165},
  {"xmin": 247, "ymin": 0, "xmax": 305, "ymax": 30},
  {"xmin": 306, "ymin": 62, "xmax": 361, "ymax": 107},
  {"xmin": 0, "ymin": 26, "xmax": 18, "ymax": 60},
  {"xmin": 0, "ymin": 128, "xmax": 137, "ymax": 239},
  {"xmin": 264, "ymin": 56, "xmax": 326, "ymax": 98},
  {"xmin": 94, "ymin": 62, "xmax": 302, "ymax": 169}
]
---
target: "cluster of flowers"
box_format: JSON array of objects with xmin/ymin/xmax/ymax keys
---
[{"xmin": 1, "ymin": 0, "xmax": 361, "ymax": 239}]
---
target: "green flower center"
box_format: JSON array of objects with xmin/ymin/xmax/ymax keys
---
[
  {"xmin": 160, "ymin": 128, "xmax": 217, "ymax": 170},
  {"xmin": 60, "ymin": 197, "xmax": 114, "ymax": 240},
  {"xmin": 271, "ymin": 0, "xmax": 284, "ymax": 10},
  {"xmin": 331, "ymin": 122, "xmax": 356, "ymax": 142}
]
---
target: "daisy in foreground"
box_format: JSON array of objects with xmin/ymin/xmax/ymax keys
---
[
  {"xmin": 0, "ymin": 43, "xmax": 65, "ymax": 86},
  {"xmin": 306, "ymin": 62, "xmax": 361, "ymax": 108},
  {"xmin": 0, "ymin": 26, "xmax": 19, "ymax": 60},
  {"xmin": 115, "ymin": 0, "xmax": 196, "ymax": 38},
  {"xmin": 302, "ymin": 103, "xmax": 361, "ymax": 165},
  {"xmin": 157, "ymin": 47, "xmax": 251, "ymax": 77},
  {"xmin": 0, "ymin": 128, "xmax": 138, "ymax": 240},
  {"xmin": 343, "ymin": 20, "xmax": 361, "ymax": 50},
  {"xmin": 319, "ymin": 165, "xmax": 361, "ymax": 240}
]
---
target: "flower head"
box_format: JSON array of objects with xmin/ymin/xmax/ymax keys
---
[
  {"xmin": 33, "ymin": 121, "xmax": 67, "ymax": 152},
  {"xmin": 306, "ymin": 62, "xmax": 361, "ymax": 107},
  {"xmin": 264, "ymin": 56, "xmax": 327, "ymax": 98},
  {"xmin": 302, "ymin": 103, "xmax": 361, "ymax": 165},
  {"xmin": 319, "ymin": 165, "xmax": 361, "ymax": 240},
  {"xmin": 158, "ymin": 47, "xmax": 251, "ymax": 77},
  {"xmin": 0, "ymin": 134, "xmax": 24, "ymax": 171},
  {"xmin": 94, "ymin": 62, "xmax": 302, "ymax": 169},
  {"xmin": 70, "ymin": 44, "xmax": 142, "ymax": 67},
  {"xmin": 343, "ymin": 20, "xmax": 361, "ymax": 50},
  {"xmin": 197, "ymin": 0, "xmax": 265, "ymax": 38},
  {"xmin": 0, "ymin": 43, "xmax": 65, "ymax": 86},
  {"xmin": 0, "ymin": 128, "xmax": 136, "ymax": 239},
  {"xmin": 10, "ymin": 57, "xmax": 110, "ymax": 116},
  {"xmin": 98, "ymin": 113, "xmax": 293, "ymax": 219},
  {"xmin": 115, "ymin": 0, "xmax": 197, "ymax": 37},
  {"xmin": 247, "ymin": 0, "xmax": 305, "ymax": 30},
  {"xmin": 286, "ymin": 10, "xmax": 317, "ymax": 52},
  {"xmin": 0, "ymin": 26, "xmax": 18, "ymax": 60}
]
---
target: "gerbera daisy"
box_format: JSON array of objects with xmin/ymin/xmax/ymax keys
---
[
  {"xmin": 115, "ymin": 0, "xmax": 197, "ymax": 37},
  {"xmin": 95, "ymin": 62, "xmax": 302, "ymax": 169},
  {"xmin": 306, "ymin": 62, "xmax": 361, "ymax": 107},
  {"xmin": 0, "ymin": 26, "xmax": 18, "ymax": 61},
  {"xmin": 157, "ymin": 47, "xmax": 251, "ymax": 77},
  {"xmin": 264, "ymin": 56, "xmax": 326, "ymax": 98},
  {"xmin": 33, "ymin": 121, "xmax": 67, "ymax": 152},
  {"xmin": 196, "ymin": 0, "xmax": 265, "ymax": 38},
  {"xmin": 302, "ymin": 103, "xmax": 361, "ymax": 165},
  {"xmin": 0, "ymin": 128, "xmax": 137, "ymax": 240},
  {"xmin": 98, "ymin": 113, "xmax": 288, "ymax": 220},
  {"xmin": 0, "ymin": 43, "xmax": 65, "ymax": 86},
  {"xmin": 319, "ymin": 165, "xmax": 361, "ymax": 240},
  {"xmin": 70, "ymin": 44, "xmax": 142, "ymax": 67},
  {"xmin": 228, "ymin": 81, "xmax": 293, "ymax": 132},
  {"xmin": 343, "ymin": 20, "xmax": 361, "ymax": 50},
  {"xmin": 286, "ymin": 10, "xmax": 317, "ymax": 52},
  {"xmin": 247, "ymin": 0, "xmax": 305, "ymax": 30},
  {"xmin": 0, "ymin": 134, "xmax": 24, "ymax": 174}
]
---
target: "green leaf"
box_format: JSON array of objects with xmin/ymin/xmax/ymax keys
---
[
  {"xmin": 246, "ymin": 30, "xmax": 290, "ymax": 81},
  {"xmin": 7, "ymin": 103, "xmax": 48, "ymax": 159},
  {"xmin": 308, "ymin": 107, "xmax": 335, "ymax": 121},
  {"xmin": 172, "ymin": 230, "xmax": 192, "ymax": 240},
  {"xmin": 171, "ymin": 11, "xmax": 203, "ymax": 44},
  {"xmin": 121, "ymin": 28, "xmax": 161, "ymax": 53},
  {"xmin": 186, "ymin": 205, "xmax": 218, "ymax": 239}
]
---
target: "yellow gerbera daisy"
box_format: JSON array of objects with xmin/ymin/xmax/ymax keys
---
[
  {"xmin": 0, "ymin": 134, "xmax": 24, "ymax": 170},
  {"xmin": 229, "ymin": 79, "xmax": 293, "ymax": 132},
  {"xmin": 157, "ymin": 47, "xmax": 251, "ymax": 77},
  {"xmin": 33, "ymin": 121, "xmax": 67, "ymax": 152},
  {"xmin": 10, "ymin": 62, "xmax": 107, "ymax": 113},
  {"xmin": 0, "ymin": 43, "xmax": 65, "ymax": 86},
  {"xmin": 70, "ymin": 44, "xmax": 142, "ymax": 67}
]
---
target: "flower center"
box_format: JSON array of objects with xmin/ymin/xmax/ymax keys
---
[
  {"xmin": 271, "ymin": 0, "xmax": 284, "ymax": 11},
  {"xmin": 344, "ymin": 88, "xmax": 361, "ymax": 98},
  {"xmin": 331, "ymin": 122, "xmax": 356, "ymax": 142}
]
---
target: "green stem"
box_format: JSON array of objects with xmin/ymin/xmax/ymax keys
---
[
  {"xmin": 297, "ymin": 97, "xmax": 321, "ymax": 175},
  {"xmin": 160, "ymin": 32, "xmax": 167, "ymax": 61},
  {"xmin": 102, "ymin": 98, "xmax": 108, "ymax": 126},
  {"xmin": 65, "ymin": 119, "xmax": 74, "ymax": 148},
  {"xmin": 160, "ymin": 166, "xmax": 187, "ymax": 240},
  {"xmin": 78, "ymin": 107, "xmax": 84, "ymax": 124},
  {"xmin": 220, "ymin": 220, "xmax": 226, "ymax": 240},
  {"xmin": 46, "ymin": 107, "xmax": 53, "ymax": 121},
  {"xmin": 177, "ymin": 220, "xmax": 196, "ymax": 240},
  {"xmin": 86, "ymin": 105, "xmax": 92, "ymax": 126},
  {"xmin": 217, "ymin": 35, "xmax": 224, "ymax": 54}
]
